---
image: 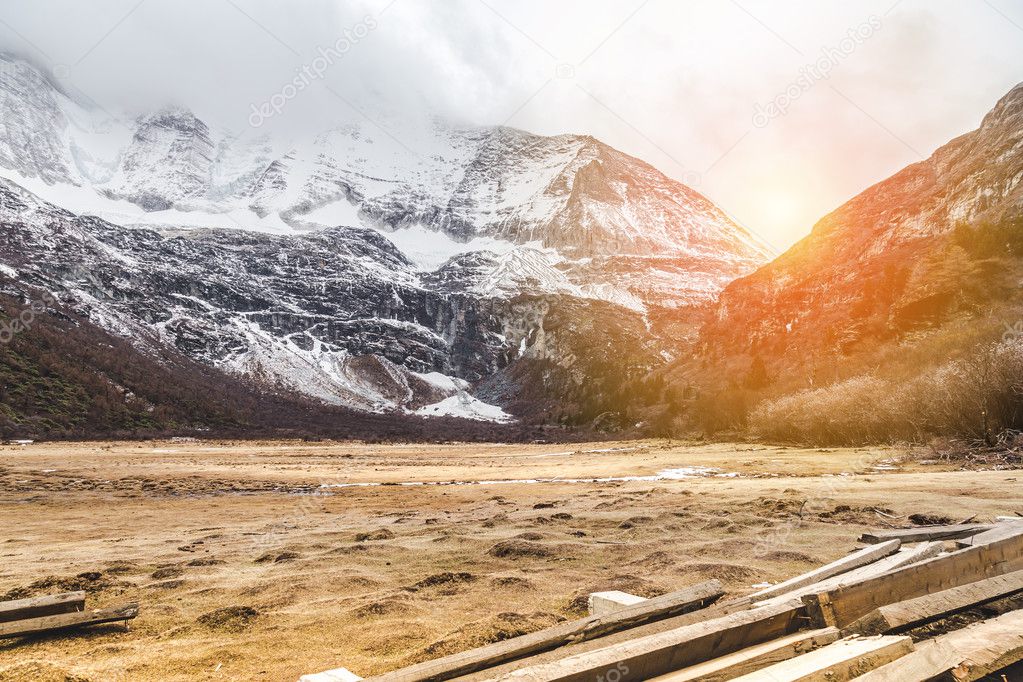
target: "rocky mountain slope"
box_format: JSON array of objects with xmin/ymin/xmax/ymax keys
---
[
  {"xmin": 0, "ymin": 177, "xmax": 680, "ymax": 425},
  {"xmin": 646, "ymin": 82, "xmax": 1023, "ymax": 440},
  {"xmin": 706, "ymin": 82, "xmax": 1023, "ymax": 362},
  {"xmin": 0, "ymin": 53, "xmax": 772, "ymax": 425},
  {"xmin": 0, "ymin": 285, "xmax": 551, "ymax": 441}
]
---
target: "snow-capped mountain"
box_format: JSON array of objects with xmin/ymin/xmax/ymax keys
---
[
  {"xmin": 0, "ymin": 52, "xmax": 771, "ymax": 420},
  {"xmin": 0, "ymin": 178, "xmax": 508, "ymax": 414}
]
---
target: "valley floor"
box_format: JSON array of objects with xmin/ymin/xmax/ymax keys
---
[{"xmin": 0, "ymin": 439, "xmax": 1018, "ymax": 681}]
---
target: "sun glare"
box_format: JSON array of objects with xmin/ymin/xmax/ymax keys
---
[
  {"xmin": 762, "ymin": 193, "xmax": 803, "ymax": 229},
  {"xmin": 745, "ymin": 189, "xmax": 810, "ymax": 250}
]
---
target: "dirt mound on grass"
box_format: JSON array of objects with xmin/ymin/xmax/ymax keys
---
[
  {"xmin": 487, "ymin": 540, "xmax": 553, "ymax": 559},
  {"xmin": 355, "ymin": 529, "xmax": 395, "ymax": 542},
  {"xmin": 627, "ymin": 551, "xmax": 679, "ymax": 570},
  {"xmin": 681, "ymin": 561, "xmax": 762, "ymax": 583},
  {"xmin": 186, "ymin": 557, "xmax": 226, "ymax": 566},
  {"xmin": 762, "ymin": 550, "xmax": 818, "ymax": 564},
  {"xmin": 151, "ymin": 566, "xmax": 184, "ymax": 579},
  {"xmin": 415, "ymin": 611, "xmax": 565, "ymax": 660},
  {"xmin": 254, "ymin": 550, "xmax": 300, "ymax": 563},
  {"xmin": 1, "ymin": 571, "xmax": 123, "ymax": 600},
  {"xmin": 489, "ymin": 575, "xmax": 535, "ymax": 589},
  {"xmin": 618, "ymin": 516, "xmax": 654, "ymax": 529},
  {"xmin": 197, "ymin": 605, "xmax": 260, "ymax": 631},
  {"xmin": 407, "ymin": 572, "xmax": 477, "ymax": 591},
  {"xmin": 349, "ymin": 594, "xmax": 421, "ymax": 619},
  {"xmin": 909, "ymin": 513, "xmax": 955, "ymax": 525}
]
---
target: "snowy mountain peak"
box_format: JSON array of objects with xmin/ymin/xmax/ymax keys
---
[
  {"xmin": 0, "ymin": 55, "xmax": 768, "ymax": 273},
  {"xmin": 107, "ymin": 106, "xmax": 217, "ymax": 210},
  {"xmin": 0, "ymin": 53, "xmax": 777, "ymax": 418},
  {"xmin": 0, "ymin": 53, "xmax": 82, "ymax": 185}
]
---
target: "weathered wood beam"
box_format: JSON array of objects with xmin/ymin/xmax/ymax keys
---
[
  {"xmin": 749, "ymin": 541, "xmax": 901, "ymax": 602},
  {"xmin": 729, "ymin": 635, "xmax": 913, "ymax": 681},
  {"xmin": 853, "ymin": 609, "xmax": 1023, "ymax": 681},
  {"xmin": 474, "ymin": 599, "xmax": 805, "ymax": 682},
  {"xmin": 0, "ymin": 591, "xmax": 85, "ymax": 623},
  {"xmin": 756, "ymin": 542, "xmax": 943, "ymax": 610},
  {"xmin": 954, "ymin": 520, "xmax": 1023, "ymax": 549},
  {"xmin": 842, "ymin": 569, "xmax": 1023, "ymax": 636},
  {"xmin": 0, "ymin": 603, "xmax": 139, "ymax": 639},
  {"xmin": 857, "ymin": 525, "xmax": 992, "ymax": 545},
  {"xmin": 648, "ymin": 628, "xmax": 840, "ymax": 681},
  {"xmin": 365, "ymin": 580, "xmax": 724, "ymax": 682},
  {"xmin": 849, "ymin": 641, "xmax": 961, "ymax": 682},
  {"xmin": 802, "ymin": 532, "xmax": 1023, "ymax": 628}
]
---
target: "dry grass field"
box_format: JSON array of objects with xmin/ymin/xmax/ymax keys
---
[{"xmin": 0, "ymin": 439, "xmax": 1018, "ymax": 681}]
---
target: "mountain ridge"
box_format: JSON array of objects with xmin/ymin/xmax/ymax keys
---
[
  {"xmin": 6, "ymin": 52, "xmax": 1018, "ymax": 440},
  {"xmin": 0, "ymin": 52, "xmax": 773, "ymax": 424}
]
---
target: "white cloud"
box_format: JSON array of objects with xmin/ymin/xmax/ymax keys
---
[{"xmin": 0, "ymin": 0, "xmax": 1020, "ymax": 249}]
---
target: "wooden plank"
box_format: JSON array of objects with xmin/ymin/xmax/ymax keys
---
[
  {"xmin": 0, "ymin": 603, "xmax": 138, "ymax": 639},
  {"xmin": 0, "ymin": 591, "xmax": 85, "ymax": 623},
  {"xmin": 882, "ymin": 541, "xmax": 945, "ymax": 570},
  {"xmin": 448, "ymin": 597, "xmax": 759, "ymax": 682},
  {"xmin": 857, "ymin": 525, "xmax": 992, "ymax": 544},
  {"xmin": 729, "ymin": 635, "xmax": 913, "ymax": 681},
  {"xmin": 802, "ymin": 530, "xmax": 1023, "ymax": 628},
  {"xmin": 476, "ymin": 599, "xmax": 805, "ymax": 682},
  {"xmin": 365, "ymin": 581, "xmax": 724, "ymax": 682},
  {"xmin": 850, "ymin": 641, "xmax": 961, "ymax": 681},
  {"xmin": 853, "ymin": 609, "xmax": 1023, "ymax": 681},
  {"xmin": 843, "ymin": 569, "xmax": 1023, "ymax": 636},
  {"xmin": 749, "ymin": 541, "xmax": 901, "ymax": 602},
  {"xmin": 648, "ymin": 628, "xmax": 840, "ymax": 682},
  {"xmin": 809, "ymin": 543, "xmax": 945, "ymax": 594},
  {"xmin": 458, "ymin": 544, "xmax": 927, "ymax": 682},
  {"xmin": 954, "ymin": 521, "xmax": 1023, "ymax": 549},
  {"xmin": 757, "ymin": 543, "xmax": 943, "ymax": 610}
]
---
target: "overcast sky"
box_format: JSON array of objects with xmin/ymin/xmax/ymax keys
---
[{"xmin": 2, "ymin": 0, "xmax": 1022, "ymax": 250}]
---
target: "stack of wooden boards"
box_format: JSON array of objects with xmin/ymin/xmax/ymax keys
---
[
  {"xmin": 0, "ymin": 591, "xmax": 138, "ymax": 640},
  {"xmin": 302, "ymin": 517, "xmax": 1023, "ymax": 682}
]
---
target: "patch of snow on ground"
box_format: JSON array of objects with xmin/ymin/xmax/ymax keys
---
[
  {"xmin": 320, "ymin": 465, "xmax": 737, "ymax": 488},
  {"xmin": 415, "ymin": 392, "xmax": 513, "ymax": 423},
  {"xmin": 0, "ymin": 263, "xmax": 17, "ymax": 278}
]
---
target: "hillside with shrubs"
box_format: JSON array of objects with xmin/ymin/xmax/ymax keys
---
[{"xmin": 644, "ymin": 83, "xmax": 1023, "ymax": 445}]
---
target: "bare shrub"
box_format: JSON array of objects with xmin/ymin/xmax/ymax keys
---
[
  {"xmin": 750, "ymin": 338, "xmax": 1023, "ymax": 445},
  {"xmin": 749, "ymin": 376, "xmax": 891, "ymax": 444}
]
